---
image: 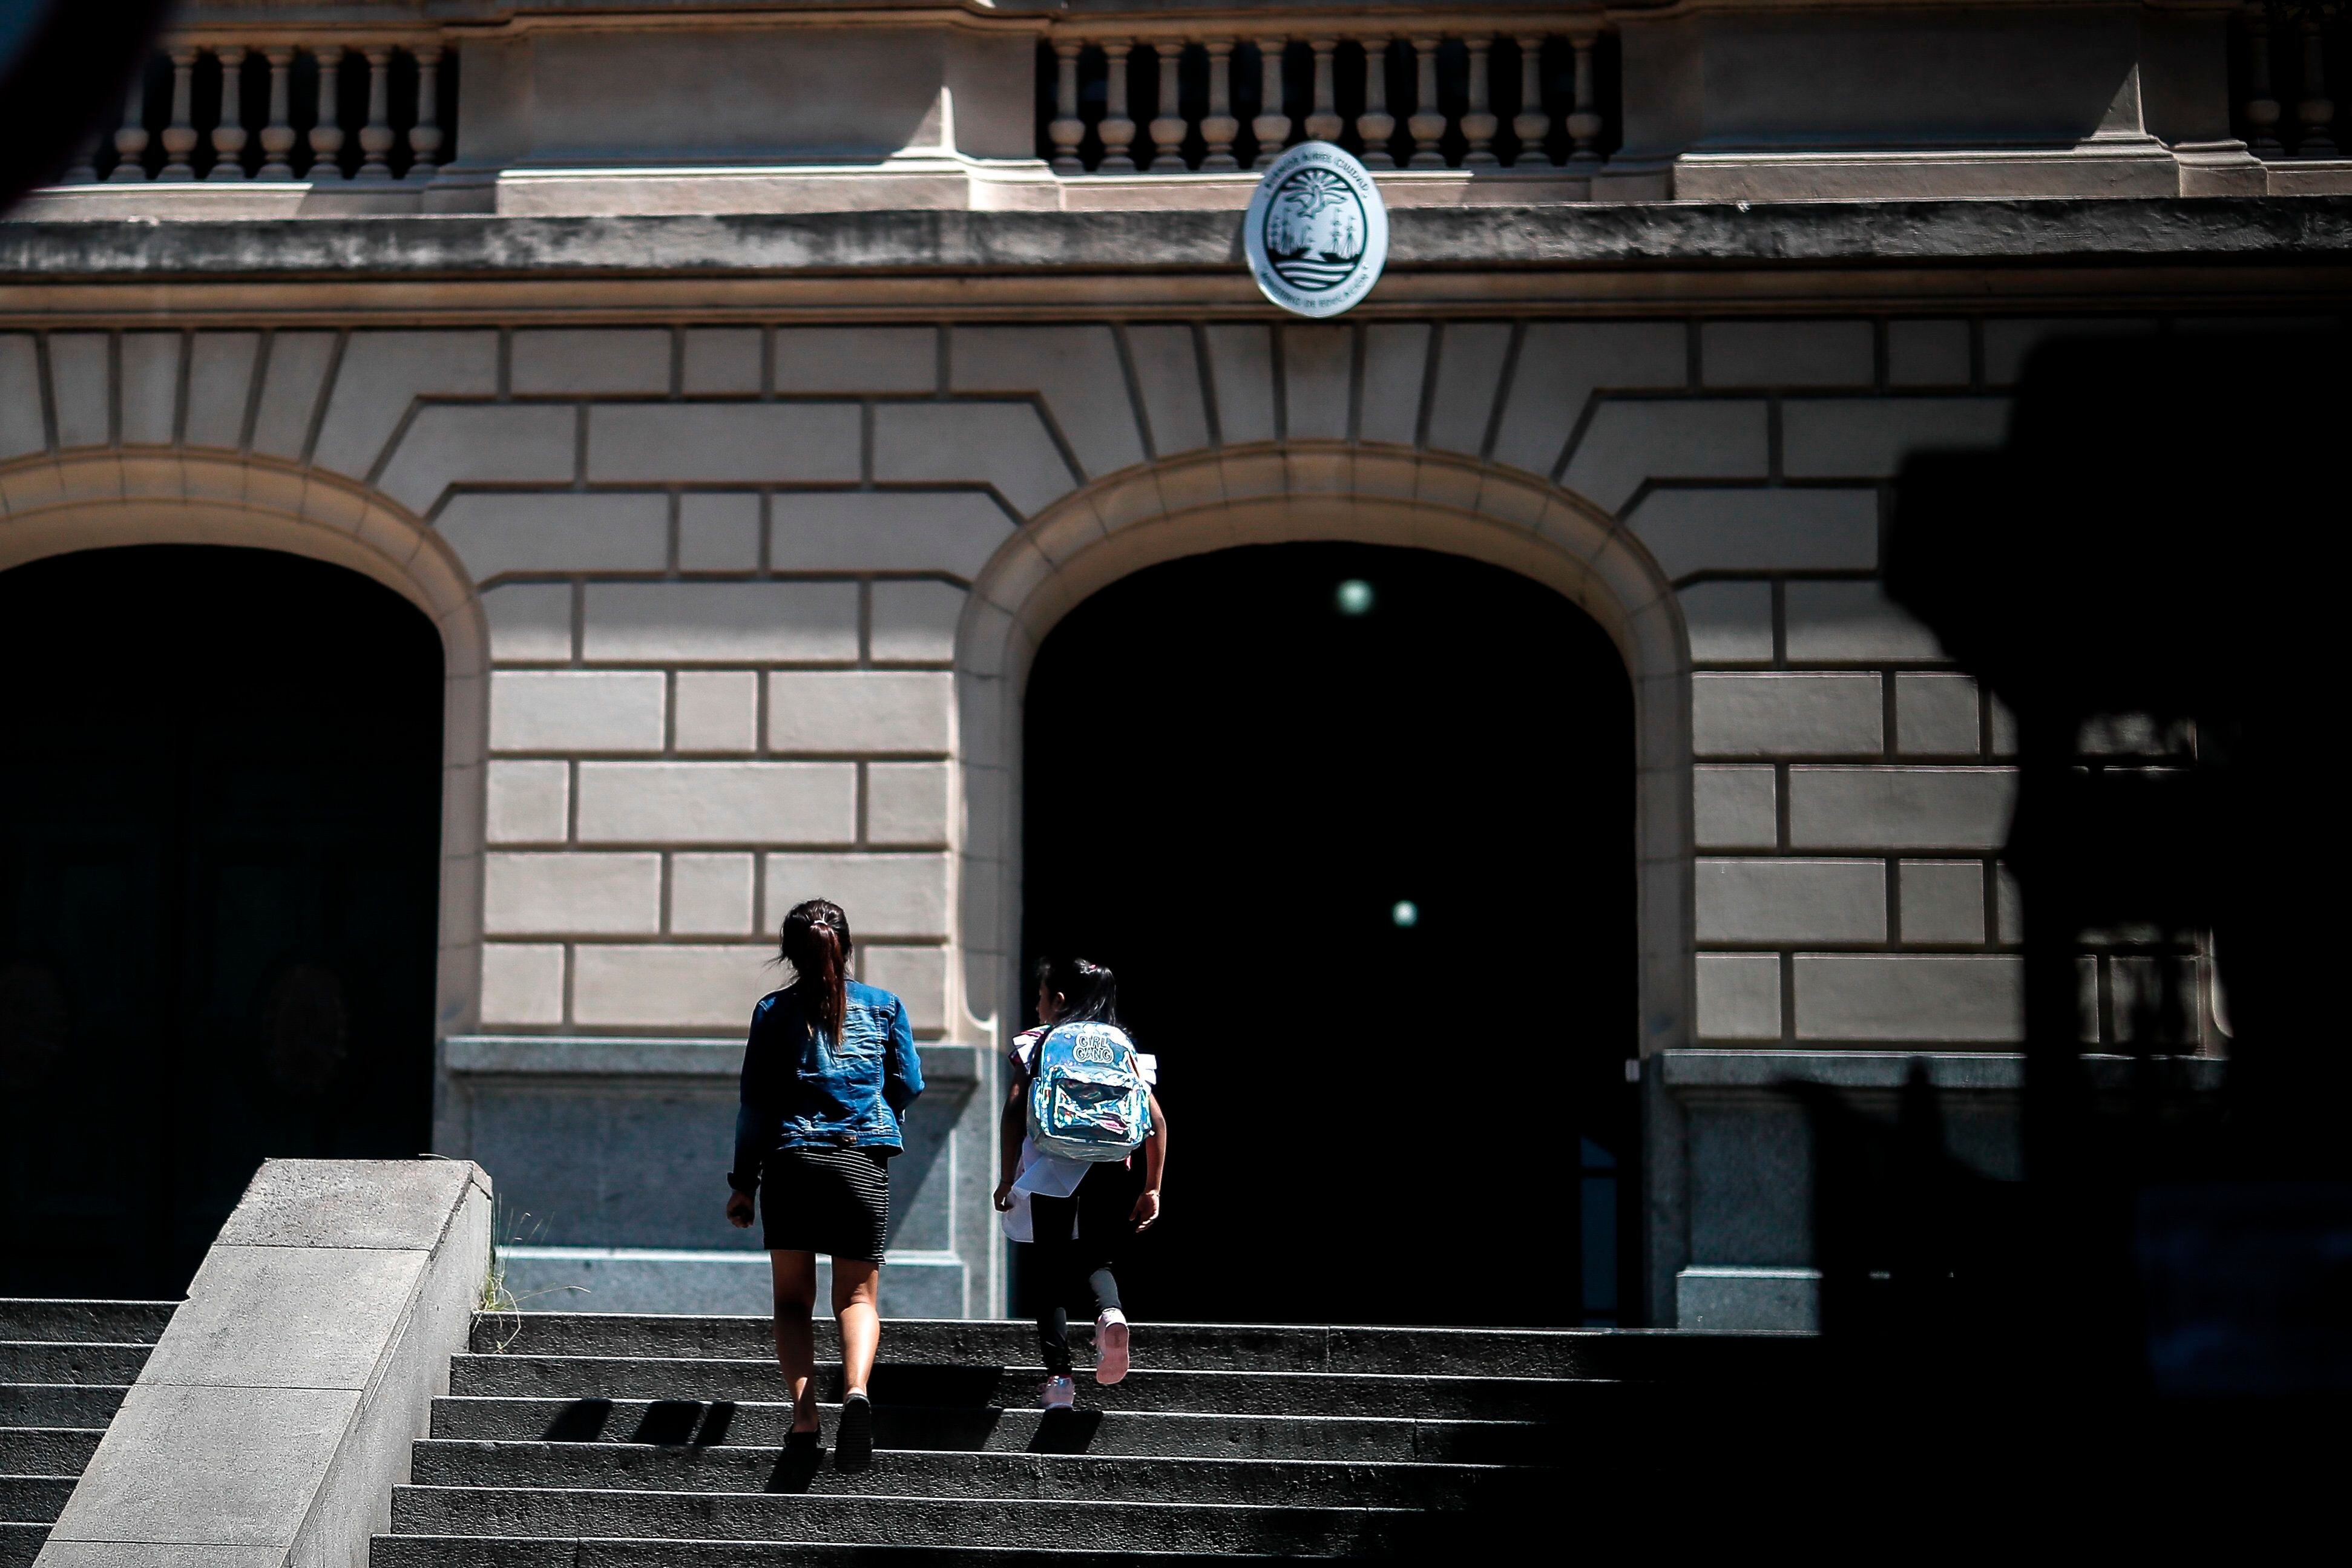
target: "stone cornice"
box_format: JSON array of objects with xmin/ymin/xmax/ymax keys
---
[
  {"xmin": 4, "ymin": 200, "xmax": 2348, "ymax": 321},
  {"xmin": 7, "ymin": 198, "xmax": 2350, "ymax": 276}
]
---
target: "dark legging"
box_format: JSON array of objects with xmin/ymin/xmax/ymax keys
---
[{"xmin": 1027, "ymin": 1161, "xmax": 1138, "ymax": 1376}]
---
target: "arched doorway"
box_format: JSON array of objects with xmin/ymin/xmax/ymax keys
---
[
  {"xmin": 1022, "ymin": 541, "xmax": 1635, "ymax": 1327},
  {"xmin": 0, "ymin": 546, "xmax": 444, "ymax": 1297}
]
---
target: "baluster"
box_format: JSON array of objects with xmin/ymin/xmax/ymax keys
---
[
  {"xmin": 61, "ymin": 123, "xmax": 102, "ymax": 183},
  {"xmin": 209, "ymin": 47, "xmax": 250, "ymax": 179},
  {"xmin": 356, "ymin": 46, "xmax": 393, "ymax": 180},
  {"xmin": 1512, "ymin": 36, "xmax": 1551, "ymax": 166},
  {"xmin": 1306, "ymin": 38, "xmax": 1342, "ymax": 142},
  {"xmin": 1567, "ymin": 31, "xmax": 1605, "ymax": 164},
  {"xmin": 1462, "ymin": 36, "xmax": 1499, "ymax": 165},
  {"xmin": 158, "ymin": 45, "xmax": 198, "ymax": 180},
  {"xmin": 110, "ymin": 67, "xmax": 151, "ymax": 182},
  {"xmin": 1099, "ymin": 43, "xmax": 1138, "ymax": 172},
  {"xmin": 1252, "ymin": 39, "xmax": 1290, "ymax": 167},
  {"xmin": 410, "ymin": 45, "xmax": 444, "ymax": 179},
  {"xmin": 1357, "ymin": 38, "xmax": 1396, "ymax": 168},
  {"xmin": 2296, "ymin": 13, "xmax": 2337, "ymax": 156},
  {"xmin": 310, "ymin": 46, "xmax": 347, "ymax": 178},
  {"xmin": 2241, "ymin": 6, "xmax": 2284, "ymax": 155},
  {"xmin": 1405, "ymin": 37, "xmax": 1447, "ymax": 168},
  {"xmin": 1201, "ymin": 38, "xmax": 1240, "ymax": 170},
  {"xmin": 258, "ymin": 47, "xmax": 296, "ymax": 178},
  {"xmin": 1149, "ymin": 43, "xmax": 1187, "ymax": 170},
  {"xmin": 61, "ymin": 139, "xmax": 100, "ymax": 185},
  {"xmin": 1048, "ymin": 41, "xmax": 1084, "ymax": 172}
]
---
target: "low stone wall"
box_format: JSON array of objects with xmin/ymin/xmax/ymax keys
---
[
  {"xmin": 37, "ymin": 1159, "xmax": 492, "ymax": 1568},
  {"xmin": 440, "ymin": 1036, "xmax": 987, "ymax": 1318},
  {"xmin": 1650, "ymin": 1049, "xmax": 2227, "ymax": 1329}
]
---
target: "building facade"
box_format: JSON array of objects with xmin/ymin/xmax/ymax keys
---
[{"xmin": 2, "ymin": 0, "xmax": 2347, "ymax": 1329}]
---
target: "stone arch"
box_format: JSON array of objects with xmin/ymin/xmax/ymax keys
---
[
  {"xmin": 951, "ymin": 440, "xmax": 1693, "ymax": 1071},
  {"xmin": 0, "ymin": 449, "xmax": 491, "ymax": 1034}
]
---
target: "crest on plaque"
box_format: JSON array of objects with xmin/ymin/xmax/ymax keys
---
[{"xmin": 1244, "ymin": 141, "xmax": 1389, "ymax": 319}]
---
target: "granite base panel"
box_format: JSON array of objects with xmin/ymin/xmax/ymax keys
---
[
  {"xmin": 498, "ymin": 1246, "xmax": 968, "ymax": 1319},
  {"xmin": 1675, "ymin": 1266, "xmax": 1824, "ymax": 1332}
]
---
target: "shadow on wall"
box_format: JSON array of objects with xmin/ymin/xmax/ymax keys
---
[
  {"xmin": 0, "ymin": 0, "xmax": 171, "ymax": 203},
  {"xmin": 1757, "ymin": 332, "xmax": 2352, "ymax": 1511}
]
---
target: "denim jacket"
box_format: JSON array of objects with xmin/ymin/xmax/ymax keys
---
[{"xmin": 729, "ymin": 980, "xmax": 924, "ymax": 1193}]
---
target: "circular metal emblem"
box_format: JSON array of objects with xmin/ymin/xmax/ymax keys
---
[{"xmin": 1243, "ymin": 141, "xmax": 1388, "ymax": 319}]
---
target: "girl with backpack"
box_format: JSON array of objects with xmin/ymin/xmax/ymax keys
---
[
  {"xmin": 993, "ymin": 956, "xmax": 1168, "ymax": 1409},
  {"xmin": 726, "ymin": 898, "xmax": 924, "ymax": 1468}
]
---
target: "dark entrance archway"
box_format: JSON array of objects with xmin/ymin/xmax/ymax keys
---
[
  {"xmin": 0, "ymin": 545, "xmax": 444, "ymax": 1298},
  {"xmin": 1023, "ymin": 542, "xmax": 1635, "ymax": 1328}
]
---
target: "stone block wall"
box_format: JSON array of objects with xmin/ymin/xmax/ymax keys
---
[{"xmin": 0, "ymin": 306, "xmax": 2263, "ymax": 1318}]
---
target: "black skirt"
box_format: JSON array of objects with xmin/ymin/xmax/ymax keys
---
[{"xmin": 760, "ymin": 1146, "xmax": 892, "ymax": 1263}]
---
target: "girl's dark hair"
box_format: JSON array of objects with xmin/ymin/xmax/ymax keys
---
[
  {"xmin": 780, "ymin": 899, "xmax": 854, "ymax": 1041},
  {"xmin": 1035, "ymin": 955, "xmax": 1122, "ymax": 1030}
]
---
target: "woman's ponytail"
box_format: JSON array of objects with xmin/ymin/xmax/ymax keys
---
[
  {"xmin": 780, "ymin": 898, "xmax": 854, "ymax": 1042},
  {"xmin": 1034, "ymin": 954, "xmax": 1123, "ymax": 1031}
]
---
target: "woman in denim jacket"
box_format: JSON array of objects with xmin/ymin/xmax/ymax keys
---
[{"xmin": 726, "ymin": 897, "xmax": 924, "ymax": 1466}]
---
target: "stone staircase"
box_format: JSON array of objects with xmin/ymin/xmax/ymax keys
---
[
  {"xmin": 372, "ymin": 1312, "xmax": 1814, "ymax": 1563},
  {"xmin": 0, "ymin": 1299, "xmax": 177, "ymax": 1567}
]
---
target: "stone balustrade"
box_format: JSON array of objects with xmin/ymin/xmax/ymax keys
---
[
  {"xmin": 2235, "ymin": 1, "xmax": 2348, "ymax": 162},
  {"xmin": 1034, "ymin": 18, "xmax": 1614, "ymax": 175},
  {"xmin": 57, "ymin": 34, "xmax": 452, "ymax": 186}
]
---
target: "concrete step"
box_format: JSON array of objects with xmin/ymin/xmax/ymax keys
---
[
  {"xmin": 0, "ymin": 1342, "xmax": 151, "ymax": 1385},
  {"xmin": 0, "ymin": 1386, "xmax": 125, "ymax": 1428},
  {"xmin": 0, "ymin": 1429, "xmax": 101, "ymax": 1475},
  {"xmin": 429, "ymin": 1396, "xmax": 1563, "ymax": 1465},
  {"xmin": 407, "ymin": 1439, "xmax": 1522, "ymax": 1511},
  {"xmin": 372, "ymin": 1535, "xmax": 1316, "ymax": 1567},
  {"xmin": 0, "ymin": 1521, "xmax": 48, "ymax": 1568},
  {"xmin": 0, "ymin": 1301, "xmax": 175, "ymax": 1347},
  {"xmin": 448, "ymin": 1356, "xmax": 1585, "ymax": 1422},
  {"xmin": 0, "ymin": 1476, "xmax": 73, "ymax": 1524},
  {"xmin": 471, "ymin": 1314, "xmax": 1738, "ymax": 1382},
  {"xmin": 390, "ymin": 1484, "xmax": 1435, "ymax": 1557}
]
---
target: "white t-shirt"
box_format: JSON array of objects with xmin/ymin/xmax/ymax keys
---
[{"xmin": 999, "ymin": 1026, "xmax": 1157, "ymax": 1244}]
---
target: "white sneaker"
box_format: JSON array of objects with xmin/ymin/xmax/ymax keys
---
[
  {"xmin": 1094, "ymin": 1308, "xmax": 1131, "ymax": 1386},
  {"xmin": 1040, "ymin": 1375, "xmax": 1077, "ymax": 1410}
]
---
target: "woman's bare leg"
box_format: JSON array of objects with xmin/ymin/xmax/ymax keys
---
[
  {"xmin": 832, "ymin": 1259, "xmax": 882, "ymax": 1398},
  {"xmin": 769, "ymin": 1249, "xmax": 821, "ymax": 1432}
]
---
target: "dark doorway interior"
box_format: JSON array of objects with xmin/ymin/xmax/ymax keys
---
[
  {"xmin": 1023, "ymin": 542, "xmax": 1635, "ymax": 1328},
  {"xmin": 0, "ymin": 546, "xmax": 443, "ymax": 1298}
]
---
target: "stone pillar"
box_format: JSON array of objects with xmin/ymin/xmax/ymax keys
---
[
  {"xmin": 2241, "ymin": 8, "xmax": 2284, "ymax": 157},
  {"xmin": 409, "ymin": 45, "xmax": 445, "ymax": 180},
  {"xmin": 60, "ymin": 127, "xmax": 102, "ymax": 185},
  {"xmin": 1048, "ymin": 41, "xmax": 1084, "ymax": 172},
  {"xmin": 310, "ymin": 45, "xmax": 347, "ymax": 179},
  {"xmin": 1201, "ymin": 38, "xmax": 1240, "ymax": 170},
  {"xmin": 356, "ymin": 45, "xmax": 395, "ymax": 180},
  {"xmin": 1357, "ymin": 38, "xmax": 1396, "ymax": 168},
  {"xmin": 1462, "ymin": 36, "xmax": 1499, "ymax": 165},
  {"xmin": 257, "ymin": 47, "xmax": 297, "ymax": 179},
  {"xmin": 2296, "ymin": 15, "xmax": 2337, "ymax": 157},
  {"xmin": 1305, "ymin": 38, "xmax": 1342, "ymax": 143},
  {"xmin": 1513, "ymin": 35, "xmax": 1551, "ymax": 166},
  {"xmin": 1148, "ymin": 43, "xmax": 1187, "ymax": 171},
  {"xmin": 1099, "ymin": 43, "xmax": 1137, "ymax": 172},
  {"xmin": 1406, "ymin": 36, "xmax": 1446, "ymax": 168},
  {"xmin": 110, "ymin": 68, "xmax": 149, "ymax": 182},
  {"xmin": 208, "ymin": 47, "xmax": 249, "ymax": 180},
  {"xmin": 157, "ymin": 45, "xmax": 197, "ymax": 181},
  {"xmin": 1567, "ymin": 31, "xmax": 1605, "ymax": 165},
  {"xmin": 1252, "ymin": 38, "xmax": 1290, "ymax": 167}
]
